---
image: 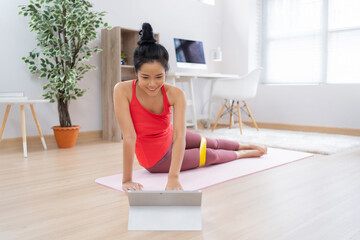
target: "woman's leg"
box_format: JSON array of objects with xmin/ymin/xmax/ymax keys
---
[
  {"xmin": 145, "ymin": 142, "xmax": 173, "ymax": 173},
  {"xmin": 185, "ymin": 130, "xmax": 239, "ymax": 150},
  {"xmin": 146, "ymin": 147, "xmax": 239, "ymax": 173},
  {"xmin": 145, "ymin": 130, "xmax": 267, "ymax": 173},
  {"xmin": 146, "ymin": 146, "xmax": 262, "ymax": 173},
  {"xmin": 181, "ymin": 148, "xmax": 239, "ymax": 170},
  {"xmin": 186, "ymin": 130, "xmax": 267, "ymax": 154}
]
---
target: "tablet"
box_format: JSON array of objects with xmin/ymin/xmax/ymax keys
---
[{"xmin": 127, "ymin": 190, "xmax": 202, "ymax": 231}]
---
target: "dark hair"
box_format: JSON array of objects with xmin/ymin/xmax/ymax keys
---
[{"xmin": 133, "ymin": 23, "xmax": 169, "ymax": 72}]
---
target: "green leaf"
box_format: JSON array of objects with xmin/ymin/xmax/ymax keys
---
[
  {"xmin": 20, "ymin": 0, "xmax": 110, "ymax": 114},
  {"xmin": 29, "ymin": 5, "xmax": 36, "ymax": 11}
]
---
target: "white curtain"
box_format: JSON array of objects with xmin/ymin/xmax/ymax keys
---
[
  {"xmin": 248, "ymin": 0, "xmax": 263, "ymax": 72},
  {"xmin": 261, "ymin": 0, "xmax": 360, "ymax": 84},
  {"xmin": 327, "ymin": 0, "xmax": 360, "ymax": 83}
]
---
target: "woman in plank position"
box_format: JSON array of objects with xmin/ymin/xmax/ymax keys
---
[{"xmin": 113, "ymin": 23, "xmax": 267, "ymax": 192}]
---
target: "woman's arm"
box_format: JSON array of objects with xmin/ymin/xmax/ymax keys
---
[
  {"xmin": 166, "ymin": 87, "xmax": 187, "ymax": 190},
  {"xmin": 113, "ymin": 82, "xmax": 143, "ymax": 191}
]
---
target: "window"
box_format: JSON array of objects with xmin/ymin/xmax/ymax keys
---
[{"xmin": 262, "ymin": 0, "xmax": 360, "ymax": 84}]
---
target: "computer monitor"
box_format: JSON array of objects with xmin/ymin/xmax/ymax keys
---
[{"xmin": 174, "ymin": 38, "xmax": 207, "ymax": 69}]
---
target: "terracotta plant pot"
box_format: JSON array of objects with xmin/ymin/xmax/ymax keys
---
[{"xmin": 51, "ymin": 125, "xmax": 81, "ymax": 148}]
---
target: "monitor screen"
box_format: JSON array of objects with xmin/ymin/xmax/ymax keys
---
[{"xmin": 174, "ymin": 38, "xmax": 206, "ymax": 69}]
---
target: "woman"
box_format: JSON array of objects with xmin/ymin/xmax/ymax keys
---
[{"xmin": 113, "ymin": 23, "xmax": 267, "ymax": 192}]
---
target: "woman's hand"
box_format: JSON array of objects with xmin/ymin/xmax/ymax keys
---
[
  {"xmin": 122, "ymin": 181, "xmax": 143, "ymax": 192},
  {"xmin": 165, "ymin": 177, "xmax": 183, "ymax": 191}
]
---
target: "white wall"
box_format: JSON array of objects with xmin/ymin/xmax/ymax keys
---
[
  {"xmin": 0, "ymin": 0, "xmax": 224, "ymax": 139},
  {"xmin": 221, "ymin": 0, "xmax": 250, "ymax": 75},
  {"xmin": 209, "ymin": 0, "xmax": 251, "ymax": 124},
  {"xmin": 243, "ymin": 0, "xmax": 360, "ymax": 129},
  {"xmin": 1, "ymin": 0, "xmax": 359, "ymax": 140},
  {"xmin": 247, "ymin": 84, "xmax": 360, "ymax": 129}
]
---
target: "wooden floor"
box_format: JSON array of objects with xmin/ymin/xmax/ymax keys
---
[{"xmin": 1, "ymin": 136, "xmax": 360, "ymax": 240}]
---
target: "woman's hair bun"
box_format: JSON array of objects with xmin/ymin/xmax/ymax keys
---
[
  {"xmin": 138, "ymin": 22, "xmax": 156, "ymax": 45},
  {"xmin": 134, "ymin": 22, "xmax": 169, "ymax": 72}
]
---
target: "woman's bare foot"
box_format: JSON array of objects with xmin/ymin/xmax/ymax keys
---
[
  {"xmin": 239, "ymin": 143, "xmax": 267, "ymax": 154},
  {"xmin": 249, "ymin": 144, "xmax": 267, "ymax": 154},
  {"xmin": 235, "ymin": 149, "xmax": 264, "ymax": 159}
]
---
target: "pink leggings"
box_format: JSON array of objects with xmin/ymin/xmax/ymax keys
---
[{"xmin": 145, "ymin": 130, "xmax": 239, "ymax": 173}]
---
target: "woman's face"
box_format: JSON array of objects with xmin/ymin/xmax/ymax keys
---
[{"xmin": 136, "ymin": 61, "xmax": 166, "ymax": 97}]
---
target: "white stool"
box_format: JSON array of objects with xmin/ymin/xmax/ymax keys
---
[{"xmin": 0, "ymin": 92, "xmax": 50, "ymax": 158}]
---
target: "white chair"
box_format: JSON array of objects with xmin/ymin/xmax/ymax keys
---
[{"xmin": 210, "ymin": 68, "xmax": 263, "ymax": 134}]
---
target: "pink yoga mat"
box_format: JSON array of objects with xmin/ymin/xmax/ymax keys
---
[{"xmin": 95, "ymin": 147, "xmax": 313, "ymax": 193}]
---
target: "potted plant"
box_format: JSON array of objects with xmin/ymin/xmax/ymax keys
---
[
  {"xmin": 121, "ymin": 50, "xmax": 127, "ymax": 65},
  {"xmin": 19, "ymin": 0, "xmax": 110, "ymax": 148}
]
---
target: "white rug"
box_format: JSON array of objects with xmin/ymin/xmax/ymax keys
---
[{"xmin": 195, "ymin": 125, "xmax": 360, "ymax": 155}]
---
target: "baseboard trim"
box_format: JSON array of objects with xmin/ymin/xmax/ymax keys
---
[
  {"xmin": 2, "ymin": 121, "xmax": 359, "ymax": 151},
  {"xmin": 242, "ymin": 121, "xmax": 360, "ymax": 136},
  {"xmin": 0, "ymin": 130, "xmax": 103, "ymax": 150}
]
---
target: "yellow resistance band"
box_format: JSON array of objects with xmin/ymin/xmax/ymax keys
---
[{"xmin": 199, "ymin": 136, "xmax": 207, "ymax": 166}]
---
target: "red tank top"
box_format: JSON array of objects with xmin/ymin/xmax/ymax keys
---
[{"xmin": 129, "ymin": 79, "xmax": 173, "ymax": 168}]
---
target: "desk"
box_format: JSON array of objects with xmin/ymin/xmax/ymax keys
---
[
  {"xmin": 167, "ymin": 72, "xmax": 239, "ymax": 130},
  {"xmin": 0, "ymin": 99, "xmax": 50, "ymax": 158}
]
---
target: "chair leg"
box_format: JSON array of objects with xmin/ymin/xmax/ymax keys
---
[
  {"xmin": 0, "ymin": 104, "xmax": 11, "ymax": 141},
  {"xmin": 20, "ymin": 105, "xmax": 27, "ymax": 158},
  {"xmin": 188, "ymin": 78, "xmax": 197, "ymax": 130},
  {"xmin": 229, "ymin": 100, "xmax": 234, "ymax": 129},
  {"xmin": 30, "ymin": 104, "xmax": 47, "ymax": 150},
  {"xmin": 212, "ymin": 101, "xmax": 227, "ymax": 131},
  {"xmin": 244, "ymin": 101, "xmax": 259, "ymax": 131},
  {"xmin": 237, "ymin": 101, "xmax": 242, "ymax": 135}
]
